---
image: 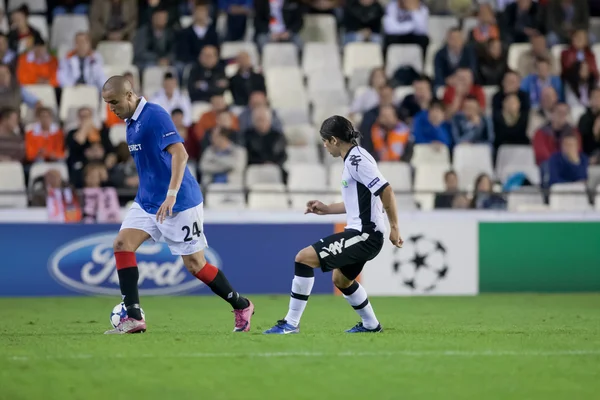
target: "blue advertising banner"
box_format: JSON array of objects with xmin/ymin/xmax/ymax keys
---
[{"xmin": 0, "ymin": 223, "xmax": 334, "ymax": 297}]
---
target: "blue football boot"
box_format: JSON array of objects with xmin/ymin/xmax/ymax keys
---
[
  {"xmin": 263, "ymin": 319, "xmax": 300, "ymax": 334},
  {"xmin": 345, "ymin": 322, "xmax": 383, "ymax": 333}
]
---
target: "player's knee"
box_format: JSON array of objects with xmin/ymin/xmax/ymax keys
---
[
  {"xmin": 182, "ymin": 253, "xmax": 207, "ymax": 275},
  {"xmin": 113, "ymin": 237, "xmax": 131, "ymax": 252},
  {"xmin": 294, "ymin": 247, "xmax": 318, "ymax": 267}
]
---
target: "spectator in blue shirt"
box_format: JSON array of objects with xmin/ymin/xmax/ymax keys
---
[
  {"xmin": 219, "ymin": 0, "xmax": 253, "ymax": 41},
  {"xmin": 520, "ymin": 58, "xmax": 564, "ymax": 108},
  {"xmin": 412, "ymin": 100, "xmax": 452, "ymax": 149},
  {"xmin": 547, "ymin": 133, "xmax": 589, "ymax": 186},
  {"xmin": 451, "ymin": 95, "xmax": 494, "ymax": 145},
  {"xmin": 434, "ymin": 27, "xmax": 477, "ymax": 90}
]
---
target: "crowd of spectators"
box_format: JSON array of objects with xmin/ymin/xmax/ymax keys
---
[{"xmin": 1, "ymin": 0, "xmax": 600, "ymax": 217}]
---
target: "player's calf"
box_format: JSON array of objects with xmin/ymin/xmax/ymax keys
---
[
  {"xmin": 333, "ymin": 270, "xmax": 381, "ymax": 332},
  {"xmin": 113, "ymin": 230, "xmax": 148, "ymax": 322}
]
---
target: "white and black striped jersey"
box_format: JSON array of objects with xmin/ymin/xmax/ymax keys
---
[{"xmin": 340, "ymin": 146, "xmax": 389, "ymax": 233}]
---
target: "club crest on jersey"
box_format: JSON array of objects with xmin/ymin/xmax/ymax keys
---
[
  {"xmin": 134, "ymin": 122, "xmax": 141, "ymax": 134},
  {"xmin": 341, "ymin": 180, "xmax": 348, "ymax": 188}
]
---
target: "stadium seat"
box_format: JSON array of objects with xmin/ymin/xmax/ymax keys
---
[
  {"xmin": 348, "ymin": 68, "xmax": 373, "ymax": 93},
  {"xmin": 220, "ymin": 41, "xmax": 259, "ymax": 66},
  {"xmin": 498, "ymin": 164, "xmax": 541, "ymax": 186},
  {"xmin": 343, "ymin": 42, "xmax": 383, "ymax": 77},
  {"xmin": 550, "ymin": 44, "xmax": 568, "ymax": 66},
  {"xmin": 427, "ymin": 16, "xmax": 459, "ymax": 45},
  {"xmin": 587, "ymin": 166, "xmax": 600, "ymax": 191},
  {"xmin": 287, "ymin": 164, "xmax": 327, "ymax": 191},
  {"xmin": 413, "ymin": 164, "xmax": 450, "ymax": 211},
  {"xmin": 50, "ymin": 15, "xmax": 89, "ymax": 50},
  {"xmin": 571, "ymin": 104, "xmax": 586, "ymax": 124},
  {"xmin": 191, "ymin": 102, "xmax": 211, "ymax": 122},
  {"xmin": 142, "ymin": 66, "xmax": 177, "ymax": 97},
  {"xmin": 328, "ymin": 163, "xmax": 345, "ymax": 189},
  {"xmin": 248, "ymin": 183, "xmax": 287, "ymax": 193},
  {"xmin": 265, "ymin": 67, "xmax": 308, "ymax": 111},
  {"xmin": 595, "ymin": 191, "xmax": 600, "ymax": 211},
  {"xmin": 396, "ymin": 194, "xmax": 417, "ymax": 211},
  {"xmin": 28, "ymin": 15, "xmax": 48, "ymax": 41},
  {"xmin": 109, "ymin": 125, "xmax": 127, "ymax": 146},
  {"xmin": 28, "ymin": 162, "xmax": 69, "ymax": 192},
  {"xmin": 245, "ymin": 164, "xmax": 284, "ymax": 186},
  {"xmin": 424, "ymin": 43, "xmax": 442, "ymax": 77},
  {"xmin": 378, "ymin": 162, "xmax": 412, "ymax": 192},
  {"xmin": 180, "ymin": 15, "xmax": 193, "ymax": 28},
  {"xmin": 277, "ymin": 107, "xmax": 311, "ymax": 126},
  {"xmin": 495, "ymin": 145, "xmax": 536, "ymax": 179},
  {"xmin": 302, "ymin": 43, "xmax": 341, "ymax": 76},
  {"xmin": 290, "ymin": 192, "xmax": 335, "ymax": 211},
  {"xmin": 483, "ymin": 86, "xmax": 496, "ymax": 112},
  {"xmin": 313, "ymin": 105, "xmax": 349, "ymax": 127},
  {"xmin": 300, "ymin": 14, "xmax": 337, "ymax": 44},
  {"xmin": 262, "ymin": 43, "xmax": 299, "ymax": 70},
  {"xmin": 283, "ymin": 124, "xmax": 317, "ymax": 146},
  {"xmin": 307, "ymin": 71, "xmax": 345, "ymax": 93},
  {"xmin": 286, "ymin": 146, "xmax": 320, "ymax": 164},
  {"xmin": 248, "ymin": 192, "xmax": 290, "ymax": 210},
  {"xmin": 0, "ymin": 162, "xmax": 27, "ymax": 208},
  {"xmin": 386, "ymin": 44, "xmax": 423, "ymax": 76},
  {"xmin": 507, "ymin": 188, "xmax": 544, "ymax": 212},
  {"xmin": 96, "ymin": 41, "xmax": 134, "ymax": 66},
  {"xmin": 57, "ymin": 43, "xmax": 72, "ymax": 60},
  {"xmin": 0, "ymin": 12, "xmax": 7, "ymax": 33},
  {"xmin": 103, "ymin": 65, "xmax": 140, "ymax": 91},
  {"xmin": 507, "ymin": 43, "xmax": 530, "ymax": 73},
  {"xmin": 549, "ymin": 182, "xmax": 592, "ymax": 211},
  {"xmin": 462, "ymin": 17, "xmax": 478, "ymax": 36},
  {"xmin": 453, "ymin": 144, "xmax": 494, "ymax": 190},
  {"xmin": 205, "ymin": 183, "xmax": 246, "ymax": 210},
  {"xmin": 393, "ymin": 86, "xmax": 414, "ymax": 103},
  {"xmin": 59, "ymin": 85, "xmax": 99, "ymax": 121},
  {"xmin": 310, "ymin": 90, "xmax": 350, "ymax": 108},
  {"xmin": 8, "ymin": 0, "xmax": 46, "ymax": 12},
  {"xmin": 23, "ymin": 84, "xmax": 57, "ymax": 111},
  {"xmin": 411, "ymin": 144, "xmax": 451, "ymax": 166}
]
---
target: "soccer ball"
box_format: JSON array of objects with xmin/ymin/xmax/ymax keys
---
[
  {"xmin": 109, "ymin": 302, "xmax": 145, "ymax": 328},
  {"xmin": 392, "ymin": 235, "xmax": 448, "ymax": 292}
]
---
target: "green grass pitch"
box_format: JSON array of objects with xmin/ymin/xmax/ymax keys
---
[{"xmin": 1, "ymin": 294, "xmax": 599, "ymax": 400}]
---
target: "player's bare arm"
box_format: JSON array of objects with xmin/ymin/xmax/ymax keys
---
[
  {"xmin": 305, "ymin": 201, "xmax": 346, "ymax": 215},
  {"xmin": 156, "ymin": 142, "xmax": 189, "ymax": 223},
  {"xmin": 380, "ymin": 185, "xmax": 403, "ymax": 248}
]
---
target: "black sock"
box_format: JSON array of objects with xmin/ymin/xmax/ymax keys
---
[
  {"xmin": 208, "ymin": 270, "xmax": 250, "ymax": 310},
  {"xmin": 118, "ymin": 267, "xmax": 142, "ymax": 320}
]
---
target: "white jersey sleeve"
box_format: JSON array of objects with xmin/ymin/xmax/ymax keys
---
[{"xmin": 347, "ymin": 148, "xmax": 390, "ymax": 196}]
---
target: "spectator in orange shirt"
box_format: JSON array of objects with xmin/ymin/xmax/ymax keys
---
[
  {"xmin": 443, "ymin": 68, "xmax": 486, "ymax": 117},
  {"xmin": 371, "ymin": 104, "xmax": 410, "ymax": 162},
  {"xmin": 192, "ymin": 94, "xmax": 239, "ymax": 143},
  {"xmin": 469, "ymin": 3, "xmax": 500, "ymax": 47},
  {"xmin": 16, "ymin": 37, "xmax": 59, "ymax": 87},
  {"xmin": 25, "ymin": 107, "xmax": 65, "ymax": 162}
]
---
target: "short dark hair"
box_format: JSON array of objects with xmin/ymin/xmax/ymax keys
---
[
  {"xmin": 0, "ymin": 107, "xmax": 18, "ymax": 121},
  {"xmin": 163, "ymin": 72, "xmax": 175, "ymax": 81},
  {"xmin": 429, "ymin": 99, "xmax": 445, "ymax": 111},
  {"xmin": 444, "ymin": 170, "xmax": 457, "ymax": 180},
  {"xmin": 171, "ymin": 108, "xmax": 184, "ymax": 117},
  {"xmin": 12, "ymin": 5, "xmax": 29, "ymax": 17},
  {"xmin": 320, "ymin": 115, "xmax": 361, "ymax": 145},
  {"xmin": 464, "ymin": 95, "xmax": 479, "ymax": 103}
]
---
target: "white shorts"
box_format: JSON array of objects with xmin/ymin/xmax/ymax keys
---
[{"xmin": 120, "ymin": 202, "xmax": 208, "ymax": 256}]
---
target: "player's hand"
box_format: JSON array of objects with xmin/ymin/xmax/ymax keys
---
[
  {"xmin": 156, "ymin": 196, "xmax": 176, "ymax": 223},
  {"xmin": 389, "ymin": 226, "xmax": 403, "ymax": 248},
  {"xmin": 305, "ymin": 200, "xmax": 329, "ymax": 215}
]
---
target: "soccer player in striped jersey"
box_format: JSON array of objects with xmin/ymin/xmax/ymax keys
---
[{"xmin": 264, "ymin": 115, "xmax": 403, "ymax": 334}]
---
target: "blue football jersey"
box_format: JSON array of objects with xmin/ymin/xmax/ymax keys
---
[{"xmin": 125, "ymin": 97, "xmax": 202, "ymax": 214}]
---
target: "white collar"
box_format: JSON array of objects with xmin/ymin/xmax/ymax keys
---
[{"xmin": 130, "ymin": 97, "xmax": 147, "ymax": 121}]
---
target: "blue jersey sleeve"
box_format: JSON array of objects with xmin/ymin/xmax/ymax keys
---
[{"xmin": 153, "ymin": 108, "xmax": 184, "ymax": 151}]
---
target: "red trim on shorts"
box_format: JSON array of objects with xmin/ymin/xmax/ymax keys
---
[
  {"xmin": 194, "ymin": 263, "xmax": 218, "ymax": 284},
  {"xmin": 115, "ymin": 251, "xmax": 137, "ymax": 270}
]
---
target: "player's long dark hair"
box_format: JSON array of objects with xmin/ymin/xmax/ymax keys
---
[{"xmin": 320, "ymin": 115, "xmax": 361, "ymax": 145}]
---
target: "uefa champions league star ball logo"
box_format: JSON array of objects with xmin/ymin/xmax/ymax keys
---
[
  {"xmin": 391, "ymin": 235, "xmax": 448, "ymax": 292},
  {"xmin": 48, "ymin": 233, "xmax": 222, "ymax": 295}
]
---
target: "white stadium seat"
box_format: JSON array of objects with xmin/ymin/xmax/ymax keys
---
[
  {"xmin": 453, "ymin": 144, "xmax": 494, "ymax": 190},
  {"xmin": 288, "ymin": 164, "xmax": 327, "ymax": 191},
  {"xmin": 277, "ymin": 107, "xmax": 311, "ymax": 126},
  {"xmin": 386, "ymin": 44, "xmax": 423, "ymax": 76},
  {"xmin": 343, "ymin": 42, "xmax": 383, "ymax": 77},
  {"xmin": 378, "ymin": 162, "xmax": 412, "ymax": 192},
  {"xmin": 393, "ymin": 86, "xmax": 414, "ymax": 103},
  {"xmin": 266, "ymin": 67, "xmax": 308, "ymax": 111},
  {"xmin": 28, "ymin": 15, "xmax": 48, "ymax": 41},
  {"xmin": 221, "ymin": 41, "xmax": 259, "ymax": 66},
  {"xmin": 191, "ymin": 102, "xmax": 211, "ymax": 123},
  {"xmin": 495, "ymin": 145, "xmax": 536, "ymax": 180},
  {"xmin": 23, "ymin": 84, "xmax": 57, "ymax": 111},
  {"xmin": 549, "ymin": 182, "xmax": 591, "ymax": 211},
  {"xmin": 348, "ymin": 68, "xmax": 373, "ymax": 92},
  {"xmin": 96, "ymin": 41, "xmax": 134, "ymax": 66},
  {"xmin": 427, "ymin": 16, "xmax": 459, "ymax": 45},
  {"xmin": 302, "ymin": 43, "xmax": 341, "ymax": 76},
  {"xmin": 414, "ymin": 164, "xmax": 450, "ymax": 211},
  {"xmin": 59, "ymin": 85, "xmax": 99, "ymax": 120},
  {"xmin": 286, "ymin": 146, "xmax": 320, "ymax": 164},
  {"xmin": 180, "ymin": 16, "xmax": 193, "ymax": 28},
  {"xmin": 290, "ymin": 192, "xmax": 336, "ymax": 211},
  {"xmin": 109, "ymin": 125, "xmax": 127, "ymax": 146},
  {"xmin": 424, "ymin": 43, "xmax": 442, "ymax": 77},
  {"xmin": 300, "ymin": 15, "xmax": 337, "ymax": 44},
  {"xmin": 587, "ymin": 166, "xmax": 600, "ymax": 191},
  {"xmin": 205, "ymin": 184, "xmax": 246, "ymax": 210},
  {"xmin": 9, "ymin": 0, "xmax": 47, "ymax": 12},
  {"xmin": 507, "ymin": 43, "xmax": 530, "ymax": 73},
  {"xmin": 103, "ymin": 65, "xmax": 140, "ymax": 91},
  {"xmin": 245, "ymin": 164, "xmax": 283, "ymax": 186},
  {"xmin": 307, "ymin": 72, "xmax": 345, "ymax": 93},
  {"xmin": 283, "ymin": 124, "xmax": 317, "ymax": 146},
  {"xmin": 0, "ymin": 162, "xmax": 27, "ymax": 208},
  {"xmin": 50, "ymin": 15, "xmax": 89, "ymax": 50},
  {"xmin": 28, "ymin": 162, "xmax": 69, "ymax": 192},
  {"xmin": 507, "ymin": 188, "xmax": 544, "ymax": 212},
  {"xmin": 142, "ymin": 66, "xmax": 177, "ymax": 98},
  {"xmin": 248, "ymin": 192, "xmax": 289, "ymax": 210},
  {"xmin": 411, "ymin": 144, "xmax": 451, "ymax": 167},
  {"xmin": 313, "ymin": 105, "xmax": 349, "ymax": 127},
  {"xmin": 262, "ymin": 43, "xmax": 299, "ymax": 70},
  {"xmin": 310, "ymin": 90, "xmax": 350, "ymax": 108},
  {"xmin": 499, "ymin": 164, "xmax": 541, "ymax": 186},
  {"xmin": 328, "ymin": 163, "xmax": 345, "ymax": 189}
]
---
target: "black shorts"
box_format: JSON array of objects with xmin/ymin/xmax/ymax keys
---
[{"xmin": 311, "ymin": 229, "xmax": 384, "ymax": 280}]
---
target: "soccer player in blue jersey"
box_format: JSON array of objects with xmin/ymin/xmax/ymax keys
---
[{"xmin": 101, "ymin": 76, "xmax": 254, "ymax": 334}]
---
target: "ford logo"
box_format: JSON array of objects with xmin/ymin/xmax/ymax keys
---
[{"xmin": 48, "ymin": 233, "xmax": 222, "ymax": 296}]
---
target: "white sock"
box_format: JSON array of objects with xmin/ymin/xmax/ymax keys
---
[
  {"xmin": 284, "ymin": 276, "xmax": 314, "ymax": 327},
  {"xmin": 342, "ymin": 282, "xmax": 379, "ymax": 329}
]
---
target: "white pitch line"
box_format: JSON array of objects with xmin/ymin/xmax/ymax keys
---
[{"xmin": 5, "ymin": 350, "xmax": 600, "ymax": 362}]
